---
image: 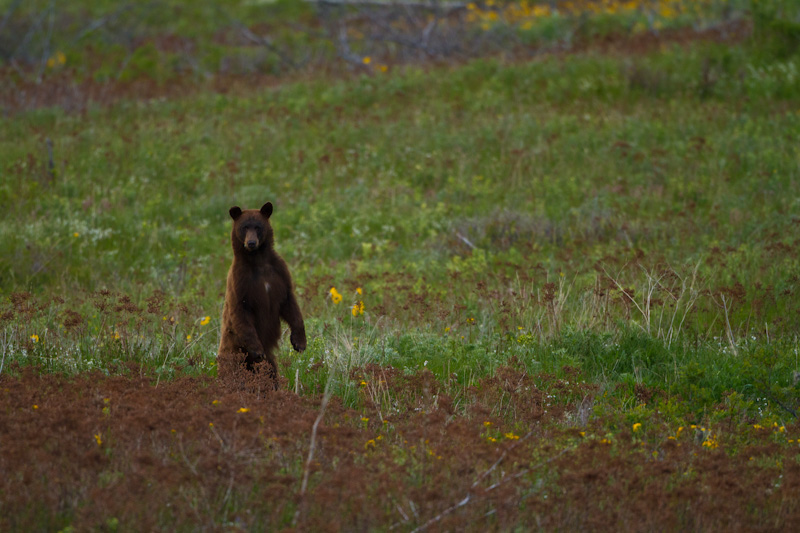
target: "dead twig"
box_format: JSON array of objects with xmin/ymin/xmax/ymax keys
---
[
  {"xmin": 8, "ymin": 2, "xmax": 50, "ymax": 66},
  {"xmin": 0, "ymin": 329, "xmax": 8, "ymax": 376},
  {"xmin": 69, "ymin": 3, "xmax": 138, "ymax": 45},
  {"xmin": 293, "ymin": 377, "xmax": 333, "ymax": 527},
  {"xmin": 45, "ymin": 138, "xmax": 55, "ymax": 181},
  {"xmin": 0, "ymin": 0, "xmax": 23, "ymax": 39},
  {"xmin": 761, "ymin": 388, "xmax": 799, "ymax": 419},
  {"xmin": 713, "ymin": 293, "xmax": 738, "ymax": 356},
  {"xmin": 233, "ymin": 21, "xmax": 298, "ymax": 70},
  {"xmin": 409, "ymin": 431, "xmax": 569, "ymax": 533},
  {"xmin": 455, "ymin": 232, "xmax": 476, "ymax": 250}
]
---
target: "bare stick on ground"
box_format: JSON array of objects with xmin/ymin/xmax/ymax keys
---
[{"xmin": 293, "ymin": 376, "xmax": 333, "ymax": 527}]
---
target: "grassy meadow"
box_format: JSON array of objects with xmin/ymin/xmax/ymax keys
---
[{"xmin": 2, "ymin": 0, "xmax": 800, "ymax": 530}]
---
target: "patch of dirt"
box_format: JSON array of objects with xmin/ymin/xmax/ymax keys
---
[{"xmin": 1, "ymin": 364, "xmax": 798, "ymax": 531}]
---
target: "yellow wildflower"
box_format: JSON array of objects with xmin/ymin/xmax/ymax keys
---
[
  {"xmin": 532, "ymin": 5, "xmax": 550, "ymax": 17},
  {"xmin": 30, "ymin": 334, "xmax": 39, "ymax": 343},
  {"xmin": 356, "ymin": 287, "xmax": 363, "ymax": 295},
  {"xmin": 46, "ymin": 51, "xmax": 66, "ymax": 68},
  {"xmin": 702, "ymin": 434, "xmax": 719, "ymax": 449},
  {"xmin": 73, "ymin": 232, "xmax": 79, "ymax": 238},
  {"xmin": 362, "ymin": 56, "xmax": 371, "ymax": 65},
  {"xmin": 186, "ymin": 334, "xmax": 192, "ymax": 341},
  {"xmin": 94, "ymin": 434, "xmax": 102, "ymax": 446},
  {"xmin": 329, "ymin": 287, "xmax": 342, "ymax": 305},
  {"xmin": 33, "ymin": 404, "xmax": 39, "ymax": 410},
  {"xmin": 659, "ymin": 5, "xmax": 675, "ymax": 19},
  {"xmin": 632, "ymin": 423, "xmax": 642, "ymax": 432},
  {"xmin": 238, "ymin": 407, "xmax": 250, "ymax": 413},
  {"xmin": 351, "ymin": 300, "xmax": 365, "ymax": 317},
  {"xmin": 200, "ymin": 316, "xmax": 210, "ymax": 326}
]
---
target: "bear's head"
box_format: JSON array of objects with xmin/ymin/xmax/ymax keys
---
[{"xmin": 229, "ymin": 202, "xmax": 274, "ymax": 254}]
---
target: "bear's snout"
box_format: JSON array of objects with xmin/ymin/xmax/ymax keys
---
[{"xmin": 244, "ymin": 229, "xmax": 260, "ymax": 251}]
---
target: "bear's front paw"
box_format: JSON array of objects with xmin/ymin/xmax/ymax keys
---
[{"xmin": 291, "ymin": 329, "xmax": 307, "ymax": 352}]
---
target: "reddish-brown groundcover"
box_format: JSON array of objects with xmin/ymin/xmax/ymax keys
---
[{"xmin": 1, "ymin": 364, "xmax": 798, "ymax": 531}]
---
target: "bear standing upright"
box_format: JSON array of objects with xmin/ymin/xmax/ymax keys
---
[{"xmin": 218, "ymin": 202, "xmax": 306, "ymax": 388}]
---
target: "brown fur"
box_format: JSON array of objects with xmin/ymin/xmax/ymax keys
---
[{"xmin": 218, "ymin": 202, "xmax": 306, "ymax": 388}]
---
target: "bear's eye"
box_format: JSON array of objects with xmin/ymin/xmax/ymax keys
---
[{"xmin": 241, "ymin": 224, "xmax": 262, "ymax": 236}]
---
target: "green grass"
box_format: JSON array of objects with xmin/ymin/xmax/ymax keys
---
[
  {"xmin": 4, "ymin": 3, "xmax": 800, "ymax": 530},
  {"xmin": 2, "ymin": 10, "xmax": 800, "ymax": 428}
]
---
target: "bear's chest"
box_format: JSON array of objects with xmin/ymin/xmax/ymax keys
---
[{"xmin": 251, "ymin": 266, "xmax": 285, "ymax": 303}]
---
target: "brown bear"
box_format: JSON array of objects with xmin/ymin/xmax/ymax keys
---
[{"xmin": 218, "ymin": 202, "xmax": 306, "ymax": 388}]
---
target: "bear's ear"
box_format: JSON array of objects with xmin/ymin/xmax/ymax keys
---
[
  {"xmin": 260, "ymin": 202, "xmax": 273, "ymax": 219},
  {"xmin": 229, "ymin": 206, "xmax": 243, "ymax": 220}
]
